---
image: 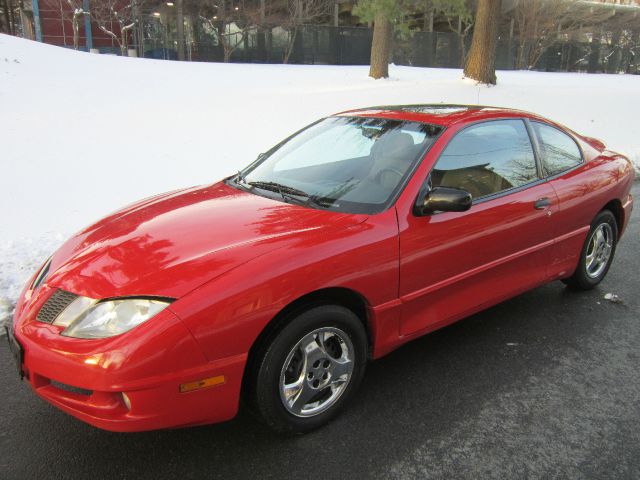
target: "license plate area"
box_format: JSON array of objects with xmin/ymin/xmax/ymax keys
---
[{"xmin": 5, "ymin": 326, "xmax": 24, "ymax": 379}]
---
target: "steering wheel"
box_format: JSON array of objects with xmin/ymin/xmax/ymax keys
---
[{"xmin": 375, "ymin": 167, "xmax": 405, "ymax": 189}]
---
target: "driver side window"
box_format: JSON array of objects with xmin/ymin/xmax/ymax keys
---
[{"xmin": 431, "ymin": 119, "xmax": 538, "ymax": 200}]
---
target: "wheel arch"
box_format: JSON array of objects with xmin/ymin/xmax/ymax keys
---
[
  {"xmin": 241, "ymin": 287, "xmax": 373, "ymax": 401},
  {"xmin": 602, "ymin": 199, "xmax": 623, "ymax": 232}
]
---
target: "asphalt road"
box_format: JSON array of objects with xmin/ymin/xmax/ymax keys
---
[{"xmin": 1, "ymin": 183, "xmax": 639, "ymax": 480}]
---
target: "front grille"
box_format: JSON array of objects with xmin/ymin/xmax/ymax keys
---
[{"xmin": 36, "ymin": 289, "xmax": 78, "ymax": 324}]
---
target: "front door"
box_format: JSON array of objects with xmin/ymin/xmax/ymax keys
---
[{"xmin": 399, "ymin": 119, "xmax": 558, "ymax": 336}]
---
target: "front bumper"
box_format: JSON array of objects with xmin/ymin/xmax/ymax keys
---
[{"xmin": 11, "ymin": 295, "xmax": 246, "ymax": 432}]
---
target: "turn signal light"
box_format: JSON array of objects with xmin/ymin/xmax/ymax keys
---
[{"xmin": 179, "ymin": 375, "xmax": 225, "ymax": 393}]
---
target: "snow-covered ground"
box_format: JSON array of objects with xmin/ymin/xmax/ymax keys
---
[{"xmin": 1, "ymin": 33, "xmax": 639, "ymax": 328}]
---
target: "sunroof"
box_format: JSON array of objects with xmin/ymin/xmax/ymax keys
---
[{"xmin": 383, "ymin": 105, "xmax": 478, "ymax": 115}]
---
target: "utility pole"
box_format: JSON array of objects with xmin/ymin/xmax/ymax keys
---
[
  {"xmin": 83, "ymin": 0, "xmax": 92, "ymax": 50},
  {"xmin": 32, "ymin": 0, "xmax": 42, "ymax": 41}
]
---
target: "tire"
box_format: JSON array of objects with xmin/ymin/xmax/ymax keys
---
[
  {"xmin": 250, "ymin": 305, "xmax": 368, "ymax": 434},
  {"xmin": 562, "ymin": 209, "xmax": 618, "ymax": 290}
]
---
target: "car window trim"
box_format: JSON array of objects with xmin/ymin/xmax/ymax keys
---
[
  {"xmin": 415, "ymin": 117, "xmax": 543, "ymax": 215},
  {"xmin": 523, "ymin": 118, "xmax": 545, "ymax": 179},
  {"xmin": 528, "ymin": 119, "xmax": 585, "ymax": 178}
]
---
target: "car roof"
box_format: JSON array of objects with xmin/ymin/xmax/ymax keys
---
[{"xmin": 335, "ymin": 104, "xmax": 546, "ymax": 128}]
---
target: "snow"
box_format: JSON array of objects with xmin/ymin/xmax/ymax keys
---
[
  {"xmin": 1, "ymin": 33, "xmax": 639, "ymax": 329},
  {"xmin": 604, "ymin": 293, "xmax": 623, "ymax": 304}
]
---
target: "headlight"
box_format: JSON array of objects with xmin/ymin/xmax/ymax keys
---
[{"xmin": 53, "ymin": 297, "xmax": 171, "ymax": 339}]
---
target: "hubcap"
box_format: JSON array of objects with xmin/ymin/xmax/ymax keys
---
[
  {"xmin": 585, "ymin": 223, "xmax": 613, "ymax": 279},
  {"xmin": 279, "ymin": 327, "xmax": 354, "ymax": 418}
]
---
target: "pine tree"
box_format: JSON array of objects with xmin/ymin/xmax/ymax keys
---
[
  {"xmin": 353, "ymin": 0, "xmax": 411, "ymax": 79},
  {"xmin": 463, "ymin": 0, "xmax": 502, "ymax": 85}
]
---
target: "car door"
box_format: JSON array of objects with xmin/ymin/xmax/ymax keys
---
[
  {"xmin": 399, "ymin": 119, "xmax": 559, "ymax": 337},
  {"xmin": 528, "ymin": 120, "xmax": 610, "ymax": 279}
]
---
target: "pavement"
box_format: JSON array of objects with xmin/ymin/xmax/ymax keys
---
[{"xmin": 1, "ymin": 183, "xmax": 638, "ymax": 480}]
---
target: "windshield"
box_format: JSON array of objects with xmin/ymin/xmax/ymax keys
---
[{"xmin": 228, "ymin": 116, "xmax": 443, "ymax": 214}]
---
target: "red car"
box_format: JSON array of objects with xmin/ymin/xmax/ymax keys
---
[{"xmin": 7, "ymin": 105, "xmax": 634, "ymax": 434}]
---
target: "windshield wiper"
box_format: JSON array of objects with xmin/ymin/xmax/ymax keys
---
[
  {"xmin": 247, "ymin": 181, "xmax": 324, "ymax": 208},
  {"xmin": 247, "ymin": 181, "xmax": 308, "ymax": 198}
]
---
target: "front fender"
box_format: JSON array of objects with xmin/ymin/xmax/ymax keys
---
[{"xmin": 168, "ymin": 209, "xmax": 400, "ymax": 362}]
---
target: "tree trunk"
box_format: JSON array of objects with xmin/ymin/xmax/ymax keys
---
[
  {"xmin": 6, "ymin": 0, "xmax": 15, "ymax": 35},
  {"xmin": 625, "ymin": 30, "xmax": 640, "ymax": 73},
  {"xmin": 369, "ymin": 11, "xmax": 392, "ymax": 79},
  {"xmin": 176, "ymin": 0, "xmax": 185, "ymax": 61},
  {"xmin": 1, "ymin": 0, "xmax": 11, "ymax": 35},
  {"xmin": 588, "ymin": 28, "xmax": 602, "ymax": 74},
  {"xmin": 19, "ymin": 6, "xmax": 34, "ymax": 39},
  {"xmin": 606, "ymin": 29, "xmax": 622, "ymax": 74},
  {"xmin": 283, "ymin": 28, "xmax": 297, "ymax": 64},
  {"xmin": 423, "ymin": 3, "xmax": 434, "ymax": 32},
  {"xmin": 463, "ymin": 0, "xmax": 501, "ymax": 85},
  {"xmin": 120, "ymin": 32, "xmax": 128, "ymax": 56},
  {"xmin": 72, "ymin": 14, "xmax": 80, "ymax": 50}
]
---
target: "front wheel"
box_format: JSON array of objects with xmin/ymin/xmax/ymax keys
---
[
  {"xmin": 563, "ymin": 209, "xmax": 618, "ymax": 290},
  {"xmin": 251, "ymin": 305, "xmax": 368, "ymax": 434}
]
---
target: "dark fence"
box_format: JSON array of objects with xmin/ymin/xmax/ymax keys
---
[
  {"xmin": 185, "ymin": 26, "xmax": 638, "ymax": 74},
  {"xmin": 183, "ymin": 25, "xmax": 373, "ymax": 65},
  {"xmin": 84, "ymin": 23, "xmax": 639, "ymax": 74}
]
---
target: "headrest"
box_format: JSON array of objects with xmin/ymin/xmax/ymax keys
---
[{"xmin": 371, "ymin": 132, "xmax": 415, "ymax": 157}]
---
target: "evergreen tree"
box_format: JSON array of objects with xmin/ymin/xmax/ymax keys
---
[{"xmin": 353, "ymin": 0, "xmax": 411, "ymax": 79}]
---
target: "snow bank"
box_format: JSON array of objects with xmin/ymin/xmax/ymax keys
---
[{"xmin": 1, "ymin": 34, "xmax": 639, "ymax": 328}]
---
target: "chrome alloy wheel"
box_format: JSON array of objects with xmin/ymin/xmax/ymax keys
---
[
  {"xmin": 585, "ymin": 223, "xmax": 614, "ymax": 279},
  {"xmin": 279, "ymin": 327, "xmax": 355, "ymax": 418}
]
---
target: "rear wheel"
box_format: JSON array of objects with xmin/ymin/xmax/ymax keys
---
[
  {"xmin": 562, "ymin": 209, "xmax": 617, "ymax": 290},
  {"xmin": 250, "ymin": 305, "xmax": 367, "ymax": 434}
]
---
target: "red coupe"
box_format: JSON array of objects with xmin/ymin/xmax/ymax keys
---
[{"xmin": 7, "ymin": 105, "xmax": 634, "ymax": 434}]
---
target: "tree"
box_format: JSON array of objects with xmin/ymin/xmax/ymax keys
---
[
  {"xmin": 432, "ymin": 0, "xmax": 474, "ymax": 66},
  {"xmin": 511, "ymin": 0, "xmax": 613, "ymax": 70},
  {"xmin": 1, "ymin": 0, "xmax": 15, "ymax": 35},
  {"xmin": 198, "ymin": 0, "xmax": 263, "ymax": 63},
  {"xmin": 43, "ymin": 0, "xmax": 87, "ymax": 50},
  {"xmin": 599, "ymin": 7, "xmax": 640, "ymax": 73},
  {"xmin": 353, "ymin": 0, "xmax": 412, "ymax": 79},
  {"xmin": 464, "ymin": 0, "xmax": 501, "ymax": 84},
  {"xmin": 279, "ymin": 0, "xmax": 333, "ymax": 64},
  {"xmin": 90, "ymin": 0, "xmax": 144, "ymax": 56}
]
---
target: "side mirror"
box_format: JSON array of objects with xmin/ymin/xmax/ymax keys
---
[{"xmin": 415, "ymin": 186, "xmax": 473, "ymax": 216}]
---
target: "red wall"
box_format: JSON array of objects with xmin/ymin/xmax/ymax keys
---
[{"xmin": 39, "ymin": 2, "xmax": 131, "ymax": 50}]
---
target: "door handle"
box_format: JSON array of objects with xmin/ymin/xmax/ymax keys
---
[{"xmin": 534, "ymin": 197, "xmax": 551, "ymax": 210}]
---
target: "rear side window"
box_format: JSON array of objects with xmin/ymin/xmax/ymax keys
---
[
  {"xmin": 532, "ymin": 122, "xmax": 582, "ymax": 176},
  {"xmin": 431, "ymin": 119, "xmax": 538, "ymax": 200}
]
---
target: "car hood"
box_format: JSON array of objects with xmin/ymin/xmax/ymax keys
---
[{"xmin": 45, "ymin": 182, "xmax": 367, "ymax": 299}]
